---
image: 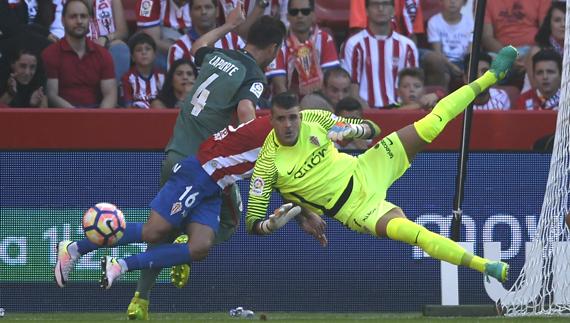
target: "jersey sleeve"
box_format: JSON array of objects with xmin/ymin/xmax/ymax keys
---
[
  {"xmin": 136, "ymin": 0, "xmax": 161, "ymax": 28},
  {"xmin": 246, "ymin": 134, "xmax": 278, "ymax": 232},
  {"xmin": 300, "ymin": 109, "xmax": 364, "ymax": 131},
  {"xmin": 235, "ymin": 67, "xmax": 266, "ymax": 105}
]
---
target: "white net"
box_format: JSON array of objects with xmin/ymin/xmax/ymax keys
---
[{"xmin": 497, "ymin": 0, "xmax": 570, "ymax": 316}]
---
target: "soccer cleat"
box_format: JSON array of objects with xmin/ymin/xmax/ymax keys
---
[
  {"xmin": 100, "ymin": 256, "xmax": 124, "ymax": 289},
  {"xmin": 54, "ymin": 240, "xmax": 78, "ymax": 288},
  {"xmin": 484, "ymin": 261, "xmax": 509, "ymax": 283},
  {"xmin": 170, "ymin": 234, "xmax": 191, "ymax": 288},
  {"xmin": 127, "ymin": 292, "xmax": 149, "ymax": 320},
  {"xmin": 489, "ymin": 45, "xmax": 518, "ymax": 81}
]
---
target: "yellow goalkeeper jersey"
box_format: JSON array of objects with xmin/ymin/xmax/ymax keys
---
[{"xmin": 246, "ymin": 110, "xmax": 364, "ymax": 232}]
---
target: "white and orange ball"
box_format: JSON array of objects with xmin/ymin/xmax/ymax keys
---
[{"xmin": 82, "ymin": 203, "xmax": 126, "ymax": 246}]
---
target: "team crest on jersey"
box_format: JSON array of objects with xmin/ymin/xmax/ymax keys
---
[
  {"xmin": 251, "ymin": 177, "xmax": 264, "ymax": 196},
  {"xmin": 170, "ymin": 201, "xmax": 182, "ymax": 215},
  {"xmin": 140, "ymin": 0, "xmax": 152, "ymax": 17},
  {"xmin": 310, "ymin": 136, "xmax": 320, "ymax": 147},
  {"xmin": 249, "ymin": 82, "xmax": 264, "ymax": 98}
]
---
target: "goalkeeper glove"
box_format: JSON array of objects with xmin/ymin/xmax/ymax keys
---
[
  {"xmin": 258, "ymin": 203, "xmax": 301, "ymax": 234},
  {"xmin": 327, "ymin": 122, "xmax": 366, "ymax": 141}
]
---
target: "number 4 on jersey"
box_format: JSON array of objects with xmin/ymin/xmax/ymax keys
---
[{"xmin": 190, "ymin": 73, "xmax": 220, "ymax": 116}]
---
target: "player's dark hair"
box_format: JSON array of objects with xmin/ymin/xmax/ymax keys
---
[
  {"xmin": 532, "ymin": 49, "xmax": 563, "ymax": 73},
  {"xmin": 62, "ymin": 0, "xmax": 91, "ymax": 17},
  {"xmin": 156, "ymin": 59, "xmax": 197, "ymax": 108},
  {"xmin": 128, "ymin": 32, "xmax": 157, "ymax": 54},
  {"xmin": 535, "ymin": 2, "xmax": 566, "ymax": 48},
  {"xmin": 397, "ymin": 68, "xmax": 425, "ymax": 87},
  {"xmin": 189, "ymin": 0, "xmax": 218, "ymax": 9},
  {"xmin": 462, "ymin": 52, "xmax": 492, "ymax": 74},
  {"xmin": 334, "ymin": 97, "xmax": 362, "ymax": 115},
  {"xmin": 323, "ymin": 67, "xmax": 351, "ymax": 86},
  {"xmin": 287, "ymin": 0, "xmax": 315, "ymax": 11},
  {"xmin": 271, "ymin": 92, "xmax": 299, "ymax": 110},
  {"xmin": 246, "ymin": 16, "xmax": 286, "ymax": 49}
]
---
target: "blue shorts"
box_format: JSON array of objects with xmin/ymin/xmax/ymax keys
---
[{"xmin": 150, "ymin": 156, "xmax": 222, "ymax": 232}]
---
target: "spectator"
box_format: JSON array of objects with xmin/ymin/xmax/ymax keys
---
[
  {"xmin": 42, "ymin": 0, "xmax": 117, "ymax": 108},
  {"xmin": 482, "ymin": 0, "xmax": 551, "ymax": 83},
  {"xmin": 349, "ymin": 0, "xmax": 425, "ymax": 39},
  {"xmin": 266, "ymin": 0, "xmax": 340, "ymax": 97},
  {"xmin": 516, "ymin": 49, "xmax": 562, "ymax": 111},
  {"xmin": 342, "ymin": 0, "xmax": 419, "ymax": 109},
  {"xmin": 395, "ymin": 68, "xmax": 441, "ymax": 110},
  {"xmin": 122, "ymin": 33, "xmax": 165, "ymax": 109},
  {"xmin": 299, "ymin": 66, "xmax": 351, "ymax": 112},
  {"xmin": 49, "ymin": 0, "xmax": 130, "ymax": 81},
  {"xmin": 427, "ymin": 0, "xmax": 473, "ymax": 78},
  {"xmin": 151, "ymin": 58, "xmax": 196, "ymax": 108},
  {"xmin": 463, "ymin": 53, "xmax": 511, "ymax": 110},
  {"xmin": 218, "ymin": 0, "xmax": 282, "ymax": 37},
  {"xmin": 136, "ymin": 0, "xmax": 192, "ymax": 70},
  {"xmin": 167, "ymin": 0, "xmax": 244, "ymax": 70},
  {"xmin": 333, "ymin": 97, "xmax": 370, "ymax": 150},
  {"xmin": 0, "ymin": 48, "xmax": 47, "ymax": 107},
  {"xmin": 524, "ymin": 1, "xmax": 566, "ymax": 91}
]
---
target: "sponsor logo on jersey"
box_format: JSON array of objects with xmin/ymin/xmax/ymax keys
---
[
  {"xmin": 140, "ymin": 0, "xmax": 152, "ymax": 17},
  {"xmin": 310, "ymin": 136, "xmax": 320, "ymax": 147},
  {"xmin": 380, "ymin": 139, "xmax": 394, "ymax": 159},
  {"xmin": 251, "ymin": 177, "xmax": 264, "ymax": 196},
  {"xmin": 249, "ymin": 82, "xmax": 264, "ymax": 98},
  {"xmin": 170, "ymin": 201, "xmax": 182, "ymax": 215},
  {"xmin": 291, "ymin": 146, "xmax": 327, "ymax": 179}
]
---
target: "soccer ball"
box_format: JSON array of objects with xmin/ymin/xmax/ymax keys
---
[{"xmin": 82, "ymin": 203, "xmax": 126, "ymax": 246}]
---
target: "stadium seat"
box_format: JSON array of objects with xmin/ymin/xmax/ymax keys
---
[{"xmin": 315, "ymin": 0, "xmax": 350, "ymax": 42}]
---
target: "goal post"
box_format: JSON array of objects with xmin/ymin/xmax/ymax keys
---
[{"xmin": 498, "ymin": 0, "xmax": 570, "ymax": 315}]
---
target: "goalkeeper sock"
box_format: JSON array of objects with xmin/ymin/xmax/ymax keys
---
[
  {"xmin": 123, "ymin": 243, "xmax": 192, "ymax": 271},
  {"xmin": 386, "ymin": 217, "xmax": 487, "ymax": 273},
  {"xmin": 413, "ymin": 71, "xmax": 497, "ymax": 143},
  {"xmin": 76, "ymin": 222, "xmax": 144, "ymax": 256}
]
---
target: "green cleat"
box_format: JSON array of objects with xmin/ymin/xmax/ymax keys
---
[
  {"xmin": 170, "ymin": 234, "xmax": 191, "ymax": 288},
  {"xmin": 484, "ymin": 261, "xmax": 509, "ymax": 283},
  {"xmin": 127, "ymin": 292, "xmax": 149, "ymax": 320},
  {"xmin": 489, "ymin": 45, "xmax": 518, "ymax": 81}
]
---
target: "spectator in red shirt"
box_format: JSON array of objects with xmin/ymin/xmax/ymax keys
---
[
  {"xmin": 266, "ymin": 0, "xmax": 340, "ymax": 97},
  {"xmin": 516, "ymin": 49, "xmax": 561, "ymax": 111},
  {"xmin": 42, "ymin": 0, "xmax": 117, "ymax": 108}
]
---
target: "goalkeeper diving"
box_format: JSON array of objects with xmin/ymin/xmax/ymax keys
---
[{"xmin": 246, "ymin": 46, "xmax": 520, "ymax": 284}]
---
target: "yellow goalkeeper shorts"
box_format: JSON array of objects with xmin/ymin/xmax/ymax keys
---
[{"xmin": 333, "ymin": 132, "xmax": 410, "ymax": 236}]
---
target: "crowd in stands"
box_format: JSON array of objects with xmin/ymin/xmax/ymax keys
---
[{"xmin": 0, "ymin": 0, "xmax": 565, "ymax": 114}]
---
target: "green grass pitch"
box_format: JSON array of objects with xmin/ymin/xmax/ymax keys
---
[{"xmin": 1, "ymin": 313, "xmax": 569, "ymax": 322}]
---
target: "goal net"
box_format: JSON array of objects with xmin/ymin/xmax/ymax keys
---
[{"xmin": 498, "ymin": 0, "xmax": 570, "ymax": 315}]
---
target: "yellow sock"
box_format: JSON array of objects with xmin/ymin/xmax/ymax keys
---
[
  {"xmin": 414, "ymin": 71, "xmax": 498, "ymax": 143},
  {"xmin": 386, "ymin": 217, "xmax": 488, "ymax": 273}
]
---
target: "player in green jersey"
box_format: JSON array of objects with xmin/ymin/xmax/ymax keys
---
[
  {"xmin": 127, "ymin": 7, "xmax": 287, "ymax": 320},
  {"xmin": 246, "ymin": 46, "xmax": 519, "ymax": 284}
]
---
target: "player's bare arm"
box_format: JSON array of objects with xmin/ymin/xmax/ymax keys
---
[{"xmin": 190, "ymin": 3, "xmax": 246, "ymax": 56}]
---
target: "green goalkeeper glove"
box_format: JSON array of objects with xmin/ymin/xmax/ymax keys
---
[
  {"xmin": 327, "ymin": 122, "xmax": 366, "ymax": 142},
  {"xmin": 259, "ymin": 203, "xmax": 301, "ymax": 234}
]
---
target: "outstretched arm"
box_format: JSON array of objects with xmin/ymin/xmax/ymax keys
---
[{"xmin": 190, "ymin": 3, "xmax": 246, "ymax": 56}]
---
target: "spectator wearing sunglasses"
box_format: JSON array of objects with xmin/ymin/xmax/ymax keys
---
[
  {"xmin": 265, "ymin": 0, "xmax": 340, "ymax": 98},
  {"xmin": 342, "ymin": 0, "xmax": 419, "ymax": 109}
]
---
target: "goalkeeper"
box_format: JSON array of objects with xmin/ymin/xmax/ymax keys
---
[{"xmin": 246, "ymin": 46, "xmax": 519, "ymax": 283}]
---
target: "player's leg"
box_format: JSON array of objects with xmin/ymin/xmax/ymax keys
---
[
  {"xmin": 375, "ymin": 207, "xmax": 508, "ymax": 282},
  {"xmin": 54, "ymin": 220, "xmax": 149, "ymax": 288},
  {"xmin": 102, "ymin": 218, "xmax": 217, "ymax": 289},
  {"xmin": 171, "ymin": 184, "xmax": 241, "ymax": 288},
  {"xmin": 399, "ymin": 45, "xmax": 518, "ymax": 162}
]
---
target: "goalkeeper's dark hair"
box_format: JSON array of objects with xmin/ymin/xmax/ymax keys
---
[
  {"xmin": 247, "ymin": 16, "xmax": 286, "ymax": 50},
  {"xmin": 334, "ymin": 97, "xmax": 362, "ymax": 116},
  {"xmin": 271, "ymin": 92, "xmax": 299, "ymax": 110},
  {"xmin": 532, "ymin": 49, "xmax": 562, "ymax": 73}
]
